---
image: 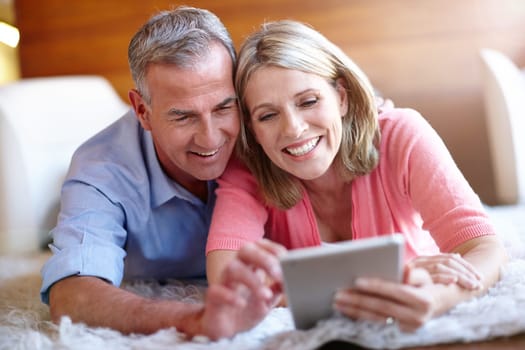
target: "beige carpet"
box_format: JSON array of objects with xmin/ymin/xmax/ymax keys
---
[{"xmin": 1, "ymin": 205, "xmax": 524, "ymax": 350}]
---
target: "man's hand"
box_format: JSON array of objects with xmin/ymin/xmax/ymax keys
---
[{"xmin": 198, "ymin": 239, "xmax": 286, "ymax": 339}]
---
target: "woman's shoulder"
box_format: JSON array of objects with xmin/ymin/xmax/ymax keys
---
[
  {"xmin": 378, "ymin": 107, "xmax": 438, "ymax": 142},
  {"xmin": 219, "ymin": 156, "xmax": 261, "ymax": 194},
  {"xmin": 222, "ymin": 155, "xmax": 252, "ymax": 177},
  {"xmin": 379, "ymin": 106, "xmax": 427, "ymax": 127},
  {"xmin": 375, "ymin": 106, "xmax": 445, "ymax": 174}
]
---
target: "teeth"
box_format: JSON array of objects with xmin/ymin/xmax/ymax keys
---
[
  {"xmin": 285, "ymin": 137, "xmax": 319, "ymax": 156},
  {"xmin": 195, "ymin": 149, "xmax": 219, "ymax": 157}
]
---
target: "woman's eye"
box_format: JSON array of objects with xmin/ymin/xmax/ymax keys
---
[
  {"xmin": 300, "ymin": 98, "xmax": 318, "ymax": 108},
  {"xmin": 258, "ymin": 112, "xmax": 275, "ymax": 122}
]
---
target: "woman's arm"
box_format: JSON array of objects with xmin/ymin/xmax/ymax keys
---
[
  {"xmin": 333, "ymin": 235, "xmax": 507, "ymax": 331},
  {"xmin": 207, "ymin": 250, "xmax": 238, "ymax": 284},
  {"xmin": 206, "ymin": 159, "xmax": 270, "ymax": 282},
  {"xmin": 444, "ymin": 235, "xmax": 508, "ymax": 304},
  {"xmin": 412, "ymin": 235, "xmax": 507, "ymax": 319},
  {"xmin": 333, "ymin": 109, "xmax": 509, "ymax": 330}
]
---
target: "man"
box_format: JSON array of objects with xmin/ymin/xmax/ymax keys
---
[{"xmin": 40, "ymin": 6, "xmax": 283, "ymax": 340}]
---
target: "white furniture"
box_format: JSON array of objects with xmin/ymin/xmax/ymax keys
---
[
  {"xmin": 480, "ymin": 48, "xmax": 525, "ymax": 205},
  {"xmin": 0, "ymin": 75, "xmax": 129, "ymax": 253}
]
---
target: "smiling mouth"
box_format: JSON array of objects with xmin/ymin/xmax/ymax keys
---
[
  {"xmin": 192, "ymin": 149, "xmax": 219, "ymax": 157},
  {"xmin": 284, "ymin": 137, "xmax": 320, "ymax": 156}
]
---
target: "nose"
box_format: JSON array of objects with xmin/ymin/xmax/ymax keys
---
[
  {"xmin": 194, "ymin": 116, "xmax": 221, "ymax": 149},
  {"xmin": 281, "ymin": 108, "xmax": 307, "ymax": 138}
]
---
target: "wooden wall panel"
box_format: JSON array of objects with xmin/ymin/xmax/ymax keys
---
[{"xmin": 14, "ymin": 0, "xmax": 525, "ymax": 204}]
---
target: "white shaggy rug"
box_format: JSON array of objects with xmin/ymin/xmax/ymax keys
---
[{"xmin": 1, "ymin": 205, "xmax": 524, "ymax": 350}]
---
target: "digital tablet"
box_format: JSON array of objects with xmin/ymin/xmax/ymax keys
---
[{"xmin": 280, "ymin": 234, "xmax": 405, "ymax": 329}]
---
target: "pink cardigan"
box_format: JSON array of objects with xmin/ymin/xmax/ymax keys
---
[{"xmin": 206, "ymin": 108, "xmax": 495, "ymax": 262}]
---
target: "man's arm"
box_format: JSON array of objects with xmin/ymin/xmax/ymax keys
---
[
  {"xmin": 49, "ymin": 276, "xmax": 204, "ymax": 335},
  {"xmin": 50, "ymin": 239, "xmax": 286, "ymax": 340}
]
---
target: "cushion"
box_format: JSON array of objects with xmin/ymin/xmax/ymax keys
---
[
  {"xmin": 480, "ymin": 48, "xmax": 525, "ymax": 204},
  {"xmin": 0, "ymin": 75, "xmax": 129, "ymax": 253}
]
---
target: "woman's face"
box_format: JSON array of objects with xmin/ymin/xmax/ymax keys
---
[{"xmin": 244, "ymin": 66, "xmax": 348, "ymax": 180}]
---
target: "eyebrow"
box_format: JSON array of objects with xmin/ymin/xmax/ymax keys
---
[
  {"xmin": 168, "ymin": 96, "xmax": 237, "ymax": 116},
  {"xmin": 217, "ymin": 96, "xmax": 237, "ymax": 108}
]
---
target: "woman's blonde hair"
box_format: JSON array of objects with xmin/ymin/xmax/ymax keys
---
[{"xmin": 235, "ymin": 20, "xmax": 380, "ymax": 209}]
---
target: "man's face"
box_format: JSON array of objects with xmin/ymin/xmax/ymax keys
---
[{"xmin": 130, "ymin": 44, "xmax": 239, "ymax": 193}]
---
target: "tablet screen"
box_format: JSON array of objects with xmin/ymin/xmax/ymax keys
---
[{"xmin": 280, "ymin": 234, "xmax": 404, "ymax": 329}]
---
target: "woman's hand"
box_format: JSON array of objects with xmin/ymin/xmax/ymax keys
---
[
  {"xmin": 333, "ymin": 265, "xmax": 436, "ymax": 332},
  {"xmin": 409, "ymin": 253, "xmax": 483, "ymax": 290},
  {"xmin": 199, "ymin": 239, "xmax": 286, "ymax": 339}
]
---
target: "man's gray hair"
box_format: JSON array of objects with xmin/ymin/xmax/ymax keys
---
[{"xmin": 128, "ymin": 6, "xmax": 236, "ymax": 103}]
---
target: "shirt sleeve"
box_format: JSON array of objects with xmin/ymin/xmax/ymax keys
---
[
  {"xmin": 383, "ymin": 108, "xmax": 496, "ymax": 252},
  {"xmin": 40, "ymin": 178, "xmax": 127, "ymax": 304},
  {"xmin": 205, "ymin": 158, "xmax": 269, "ymax": 254}
]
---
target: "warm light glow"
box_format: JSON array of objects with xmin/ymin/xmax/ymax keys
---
[{"xmin": 0, "ymin": 21, "xmax": 20, "ymax": 48}]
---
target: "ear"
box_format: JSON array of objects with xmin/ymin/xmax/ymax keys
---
[
  {"xmin": 335, "ymin": 78, "xmax": 349, "ymax": 117},
  {"xmin": 128, "ymin": 88, "xmax": 152, "ymax": 131}
]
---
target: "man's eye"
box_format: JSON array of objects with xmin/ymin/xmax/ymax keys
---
[
  {"xmin": 169, "ymin": 114, "xmax": 195, "ymax": 123},
  {"xmin": 218, "ymin": 105, "xmax": 233, "ymax": 112},
  {"xmin": 173, "ymin": 115, "xmax": 189, "ymax": 122},
  {"xmin": 215, "ymin": 104, "xmax": 238, "ymax": 116}
]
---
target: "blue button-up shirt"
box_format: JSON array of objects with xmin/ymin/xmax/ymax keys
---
[{"xmin": 40, "ymin": 110, "xmax": 216, "ymax": 303}]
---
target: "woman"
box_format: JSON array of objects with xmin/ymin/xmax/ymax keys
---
[{"xmin": 206, "ymin": 20, "xmax": 507, "ymax": 331}]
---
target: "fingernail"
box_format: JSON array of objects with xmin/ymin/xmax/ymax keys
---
[
  {"xmin": 259, "ymin": 287, "xmax": 272, "ymax": 299},
  {"xmin": 469, "ymin": 280, "xmax": 483, "ymax": 290},
  {"xmin": 332, "ymin": 302, "xmax": 343, "ymax": 313},
  {"xmin": 274, "ymin": 264, "xmax": 283, "ymax": 278},
  {"xmin": 334, "ymin": 290, "xmax": 343, "ymax": 302},
  {"xmin": 355, "ymin": 278, "xmax": 368, "ymax": 287}
]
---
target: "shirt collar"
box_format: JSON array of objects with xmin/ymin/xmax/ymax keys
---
[{"xmin": 142, "ymin": 130, "xmax": 214, "ymax": 208}]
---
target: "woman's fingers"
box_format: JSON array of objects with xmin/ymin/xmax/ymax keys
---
[
  {"xmin": 334, "ymin": 287, "xmax": 433, "ymax": 331},
  {"xmin": 221, "ymin": 258, "xmax": 274, "ymax": 301},
  {"xmin": 404, "ymin": 265, "xmax": 433, "ymax": 286},
  {"xmin": 236, "ymin": 239, "xmax": 286, "ymax": 281},
  {"xmin": 220, "ymin": 239, "xmax": 287, "ymax": 303},
  {"xmin": 334, "ymin": 271, "xmax": 435, "ymax": 331},
  {"xmin": 409, "ymin": 254, "xmax": 483, "ymax": 290}
]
